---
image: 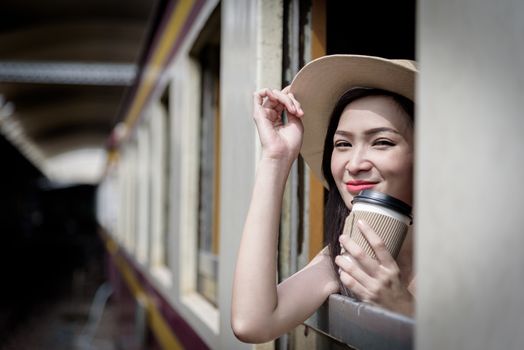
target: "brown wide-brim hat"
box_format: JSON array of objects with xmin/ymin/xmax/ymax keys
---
[{"xmin": 289, "ymin": 54, "xmax": 417, "ymax": 187}]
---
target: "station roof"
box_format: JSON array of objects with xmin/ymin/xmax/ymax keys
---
[{"xmin": 0, "ymin": 0, "xmax": 160, "ymax": 184}]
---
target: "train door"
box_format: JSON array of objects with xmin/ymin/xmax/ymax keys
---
[{"xmin": 279, "ymin": 0, "xmax": 415, "ymax": 349}]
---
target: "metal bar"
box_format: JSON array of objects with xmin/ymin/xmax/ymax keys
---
[
  {"xmin": 305, "ymin": 294, "xmax": 414, "ymax": 350},
  {"xmin": 0, "ymin": 61, "xmax": 137, "ymax": 86}
]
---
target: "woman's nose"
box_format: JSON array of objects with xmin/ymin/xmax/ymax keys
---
[{"xmin": 345, "ymin": 147, "xmax": 372, "ymax": 174}]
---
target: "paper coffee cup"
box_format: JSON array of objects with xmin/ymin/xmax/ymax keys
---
[{"xmin": 342, "ymin": 190, "xmax": 412, "ymax": 259}]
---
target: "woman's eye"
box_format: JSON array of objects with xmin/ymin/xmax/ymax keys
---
[
  {"xmin": 335, "ymin": 141, "xmax": 352, "ymax": 148},
  {"xmin": 373, "ymin": 139, "xmax": 395, "ymax": 147}
]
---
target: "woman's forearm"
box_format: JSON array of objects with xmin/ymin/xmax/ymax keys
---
[{"xmin": 231, "ymin": 156, "xmax": 292, "ymax": 341}]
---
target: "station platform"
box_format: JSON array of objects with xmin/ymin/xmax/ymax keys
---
[{"xmin": 1, "ymin": 271, "xmax": 141, "ymax": 350}]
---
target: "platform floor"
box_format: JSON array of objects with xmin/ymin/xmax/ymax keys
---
[
  {"xmin": 1, "ymin": 264, "xmax": 142, "ymax": 350},
  {"xmin": 0, "ymin": 279, "xmax": 143, "ymax": 350},
  {"xmin": 3, "ymin": 296, "xmax": 113, "ymax": 350}
]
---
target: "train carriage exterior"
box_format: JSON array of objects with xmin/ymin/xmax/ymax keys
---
[
  {"xmin": 96, "ymin": 1, "xmax": 415, "ymax": 348},
  {"xmin": 95, "ymin": 0, "xmax": 524, "ymax": 349}
]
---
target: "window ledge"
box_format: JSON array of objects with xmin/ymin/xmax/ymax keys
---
[
  {"xmin": 181, "ymin": 292, "xmax": 219, "ymax": 334},
  {"xmin": 304, "ymin": 294, "xmax": 414, "ymax": 350},
  {"xmin": 150, "ymin": 265, "xmax": 173, "ymax": 288}
]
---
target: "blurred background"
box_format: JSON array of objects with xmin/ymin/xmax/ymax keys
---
[{"xmin": 0, "ymin": 0, "xmax": 162, "ymax": 348}]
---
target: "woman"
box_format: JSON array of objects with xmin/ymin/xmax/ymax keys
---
[{"xmin": 231, "ymin": 55, "xmax": 417, "ymax": 343}]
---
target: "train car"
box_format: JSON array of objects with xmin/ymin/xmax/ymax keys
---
[
  {"xmin": 95, "ymin": 0, "xmax": 524, "ymax": 350},
  {"xmin": 95, "ymin": 1, "xmax": 416, "ymax": 349}
]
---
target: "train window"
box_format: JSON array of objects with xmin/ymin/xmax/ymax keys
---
[
  {"xmin": 96, "ymin": 168, "xmax": 118, "ymax": 236},
  {"xmin": 326, "ymin": 0, "xmax": 415, "ymax": 59},
  {"xmin": 191, "ymin": 6, "xmax": 221, "ymax": 306},
  {"xmin": 161, "ymin": 86, "xmax": 171, "ymax": 270},
  {"xmin": 324, "ymin": 0, "xmax": 415, "ymax": 348},
  {"xmin": 125, "ymin": 141, "xmax": 138, "ymax": 253},
  {"xmin": 117, "ymin": 147, "xmax": 129, "ymax": 247},
  {"xmin": 196, "ymin": 43, "xmax": 221, "ymax": 305},
  {"xmin": 280, "ymin": 0, "xmax": 416, "ymax": 348},
  {"xmin": 136, "ymin": 124, "xmax": 151, "ymax": 264},
  {"xmin": 149, "ymin": 98, "xmax": 170, "ymax": 281}
]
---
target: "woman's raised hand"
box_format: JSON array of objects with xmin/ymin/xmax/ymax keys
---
[
  {"xmin": 335, "ymin": 220, "xmax": 414, "ymax": 316},
  {"xmin": 253, "ymin": 87, "xmax": 304, "ymax": 162}
]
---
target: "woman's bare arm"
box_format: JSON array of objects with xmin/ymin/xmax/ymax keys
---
[
  {"xmin": 231, "ymin": 159, "xmax": 339, "ymax": 342},
  {"xmin": 231, "ymin": 88, "xmax": 339, "ymax": 343}
]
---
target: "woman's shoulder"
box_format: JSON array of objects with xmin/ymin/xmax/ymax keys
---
[
  {"xmin": 302, "ymin": 245, "xmax": 339, "ymax": 294},
  {"xmin": 301, "ymin": 246, "xmax": 329, "ymax": 271}
]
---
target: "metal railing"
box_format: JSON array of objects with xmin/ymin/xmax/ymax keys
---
[{"xmin": 304, "ymin": 294, "xmax": 414, "ymax": 350}]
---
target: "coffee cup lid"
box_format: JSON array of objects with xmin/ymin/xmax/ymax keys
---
[{"xmin": 352, "ymin": 190, "xmax": 412, "ymax": 218}]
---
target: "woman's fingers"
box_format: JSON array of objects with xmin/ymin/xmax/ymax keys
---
[
  {"xmin": 341, "ymin": 235, "xmax": 379, "ymax": 276},
  {"xmin": 288, "ymin": 92, "xmax": 304, "ymax": 117},
  {"xmin": 338, "ymin": 222, "xmax": 412, "ymax": 313},
  {"xmin": 337, "ymin": 268, "xmax": 372, "ymax": 302},
  {"xmin": 356, "ymin": 220, "xmax": 397, "ymax": 267},
  {"xmin": 251, "ymin": 87, "xmax": 304, "ymax": 161},
  {"xmin": 253, "ymin": 89, "xmax": 265, "ymax": 106},
  {"xmin": 279, "ymin": 87, "xmax": 303, "ymax": 116},
  {"xmin": 335, "ymin": 254, "xmax": 377, "ymax": 292},
  {"xmin": 254, "ymin": 88, "xmax": 302, "ymax": 118},
  {"xmin": 253, "ymin": 89, "xmax": 283, "ymax": 125},
  {"xmin": 270, "ymin": 89, "xmax": 298, "ymax": 115}
]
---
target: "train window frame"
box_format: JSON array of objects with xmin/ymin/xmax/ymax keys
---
[
  {"xmin": 192, "ymin": 6, "xmax": 221, "ymax": 309},
  {"xmin": 172, "ymin": 4, "xmax": 222, "ymax": 335},
  {"xmin": 277, "ymin": 1, "xmax": 416, "ymax": 348},
  {"xmin": 124, "ymin": 139, "xmax": 138, "ymax": 254},
  {"xmin": 136, "ymin": 123, "xmax": 151, "ymax": 265},
  {"xmin": 148, "ymin": 100, "xmax": 173, "ymax": 287},
  {"xmin": 174, "ymin": 58, "xmax": 220, "ymax": 333},
  {"xmin": 115, "ymin": 147, "xmax": 127, "ymax": 246}
]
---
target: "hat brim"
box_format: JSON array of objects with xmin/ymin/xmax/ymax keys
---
[{"xmin": 289, "ymin": 55, "xmax": 417, "ymax": 187}]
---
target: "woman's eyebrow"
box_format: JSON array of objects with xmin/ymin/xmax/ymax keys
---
[
  {"xmin": 364, "ymin": 127, "xmax": 400, "ymax": 135},
  {"xmin": 334, "ymin": 130, "xmax": 351, "ymax": 136},
  {"xmin": 334, "ymin": 127, "xmax": 399, "ymax": 137}
]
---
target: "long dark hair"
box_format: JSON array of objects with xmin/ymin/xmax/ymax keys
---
[{"xmin": 321, "ymin": 88, "xmax": 414, "ymax": 291}]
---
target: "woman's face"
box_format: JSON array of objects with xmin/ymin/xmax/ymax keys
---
[{"xmin": 331, "ymin": 95, "xmax": 414, "ymax": 209}]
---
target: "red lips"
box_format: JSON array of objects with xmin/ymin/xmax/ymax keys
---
[{"xmin": 346, "ymin": 180, "xmax": 377, "ymax": 193}]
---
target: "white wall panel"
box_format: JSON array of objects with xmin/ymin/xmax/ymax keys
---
[
  {"xmin": 417, "ymin": 0, "xmax": 524, "ymax": 349},
  {"xmin": 219, "ymin": 0, "xmax": 283, "ymax": 349}
]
